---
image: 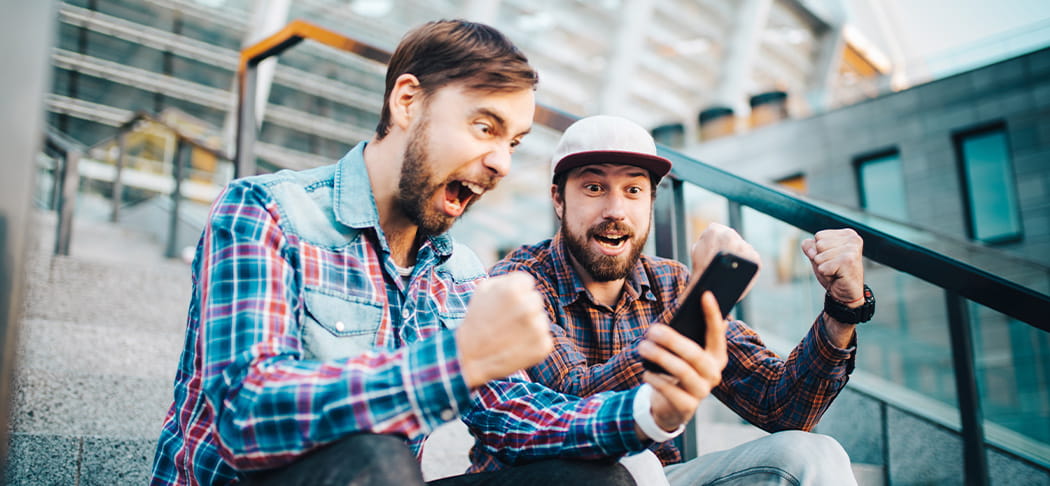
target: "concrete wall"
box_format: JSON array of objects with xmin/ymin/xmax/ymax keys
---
[{"xmin": 688, "ymin": 47, "xmax": 1050, "ymax": 267}]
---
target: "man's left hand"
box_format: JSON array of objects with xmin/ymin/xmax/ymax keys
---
[{"xmin": 801, "ymin": 229, "xmax": 865, "ymax": 305}]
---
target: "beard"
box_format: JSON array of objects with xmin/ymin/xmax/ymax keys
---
[
  {"xmin": 397, "ymin": 117, "xmax": 461, "ymax": 238},
  {"xmin": 562, "ymin": 217, "xmax": 649, "ymax": 282}
]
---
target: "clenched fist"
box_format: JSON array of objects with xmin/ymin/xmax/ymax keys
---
[
  {"xmin": 800, "ymin": 228, "xmax": 865, "ymax": 305},
  {"xmin": 456, "ymin": 272, "xmax": 554, "ymax": 388}
]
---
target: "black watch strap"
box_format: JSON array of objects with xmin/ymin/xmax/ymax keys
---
[{"xmin": 824, "ymin": 284, "xmax": 875, "ymax": 324}]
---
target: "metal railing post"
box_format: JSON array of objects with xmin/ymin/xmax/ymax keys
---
[
  {"xmin": 654, "ymin": 177, "xmax": 687, "ymax": 262},
  {"xmin": 235, "ymin": 64, "xmax": 258, "ymax": 179},
  {"xmin": 726, "ymin": 200, "xmax": 747, "ymax": 322},
  {"xmin": 111, "ymin": 130, "xmax": 127, "ymax": 222},
  {"xmin": 54, "ymin": 149, "xmax": 80, "ymax": 256},
  {"xmin": 945, "ymin": 291, "xmax": 990, "ymax": 486},
  {"xmin": 165, "ymin": 140, "xmax": 188, "ymax": 259}
]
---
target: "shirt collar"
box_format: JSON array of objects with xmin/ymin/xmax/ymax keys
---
[
  {"xmin": 332, "ymin": 141, "xmax": 453, "ymax": 258},
  {"xmin": 550, "ymin": 232, "xmax": 655, "ymax": 309}
]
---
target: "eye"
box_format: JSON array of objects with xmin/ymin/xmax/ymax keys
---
[
  {"xmin": 474, "ymin": 122, "xmax": 493, "ymax": 136},
  {"xmin": 509, "ymin": 138, "xmax": 522, "ymax": 151},
  {"xmin": 583, "ymin": 183, "xmax": 603, "ymax": 194},
  {"xmin": 626, "ymin": 186, "xmax": 644, "ymax": 195}
]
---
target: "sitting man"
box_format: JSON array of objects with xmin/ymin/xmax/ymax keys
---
[
  {"xmin": 150, "ymin": 20, "xmax": 636, "ymax": 486},
  {"xmin": 484, "ymin": 115, "xmax": 875, "ymax": 485}
]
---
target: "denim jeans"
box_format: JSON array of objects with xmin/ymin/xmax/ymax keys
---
[{"xmin": 662, "ymin": 431, "xmax": 857, "ymax": 486}]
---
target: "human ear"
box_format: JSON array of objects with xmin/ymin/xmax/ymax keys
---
[
  {"xmin": 551, "ymin": 184, "xmax": 564, "ymax": 220},
  {"xmin": 389, "ymin": 74, "xmax": 422, "ymax": 130}
]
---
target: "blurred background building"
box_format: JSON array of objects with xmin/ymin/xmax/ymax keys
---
[{"xmin": 4, "ymin": 0, "xmax": 1049, "ymax": 484}]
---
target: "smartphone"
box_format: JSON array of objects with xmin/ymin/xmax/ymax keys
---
[{"xmin": 642, "ymin": 251, "xmax": 758, "ymax": 373}]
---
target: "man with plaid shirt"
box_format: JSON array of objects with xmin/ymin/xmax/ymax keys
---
[{"xmin": 484, "ymin": 115, "xmax": 874, "ymax": 485}]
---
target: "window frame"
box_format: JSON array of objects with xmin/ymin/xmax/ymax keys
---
[
  {"xmin": 853, "ymin": 147, "xmax": 907, "ymax": 220},
  {"xmin": 952, "ymin": 121, "xmax": 1024, "ymax": 245}
]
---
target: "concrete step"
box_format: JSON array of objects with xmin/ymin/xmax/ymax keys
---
[
  {"xmin": 5, "ymin": 433, "xmax": 155, "ymax": 486},
  {"xmin": 22, "ymin": 255, "xmax": 191, "ymax": 333}
]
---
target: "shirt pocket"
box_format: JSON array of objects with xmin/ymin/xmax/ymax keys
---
[
  {"xmin": 300, "ymin": 289, "xmax": 383, "ymax": 361},
  {"xmin": 437, "ymin": 310, "xmax": 467, "ymax": 331}
]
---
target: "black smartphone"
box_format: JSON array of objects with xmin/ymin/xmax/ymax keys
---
[{"xmin": 642, "ymin": 251, "xmax": 758, "ymax": 373}]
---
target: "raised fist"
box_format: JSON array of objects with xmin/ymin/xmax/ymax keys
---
[
  {"xmin": 800, "ymin": 228, "xmax": 865, "ymax": 304},
  {"xmin": 456, "ymin": 272, "xmax": 554, "ymax": 388}
]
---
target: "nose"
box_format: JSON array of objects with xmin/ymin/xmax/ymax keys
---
[
  {"xmin": 482, "ymin": 143, "xmax": 512, "ymax": 178},
  {"xmin": 602, "ymin": 192, "xmax": 628, "ymax": 221}
]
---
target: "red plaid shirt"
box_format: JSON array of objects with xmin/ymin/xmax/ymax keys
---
[{"xmin": 490, "ymin": 233, "xmax": 857, "ymax": 465}]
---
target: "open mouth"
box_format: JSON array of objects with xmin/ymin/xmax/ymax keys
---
[
  {"xmin": 594, "ymin": 233, "xmax": 629, "ymax": 250},
  {"xmin": 443, "ymin": 180, "xmax": 485, "ymax": 216}
]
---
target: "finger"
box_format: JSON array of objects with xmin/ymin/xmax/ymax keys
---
[
  {"xmin": 644, "ymin": 371, "xmax": 693, "ymax": 405},
  {"xmin": 701, "ymin": 292, "xmax": 728, "ymax": 358},
  {"xmin": 645, "ymin": 325, "xmax": 705, "ymax": 372},
  {"xmin": 638, "ymin": 338, "xmax": 696, "ymax": 382},
  {"xmin": 646, "ymin": 369, "xmax": 680, "ymax": 388},
  {"xmin": 800, "ymin": 238, "xmax": 817, "ymax": 260}
]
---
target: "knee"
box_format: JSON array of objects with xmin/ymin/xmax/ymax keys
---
[
  {"xmin": 537, "ymin": 459, "xmax": 635, "ymax": 486},
  {"xmin": 766, "ymin": 431, "xmax": 853, "ymax": 482},
  {"xmin": 322, "ymin": 434, "xmax": 425, "ymax": 485}
]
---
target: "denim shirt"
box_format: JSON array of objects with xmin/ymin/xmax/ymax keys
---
[{"xmin": 152, "ymin": 142, "xmax": 484, "ymax": 486}]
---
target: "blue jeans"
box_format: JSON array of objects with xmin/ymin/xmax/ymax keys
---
[{"xmin": 662, "ymin": 431, "xmax": 857, "ymax": 486}]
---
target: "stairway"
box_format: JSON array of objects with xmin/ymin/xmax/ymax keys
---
[{"xmin": 6, "ymin": 210, "xmax": 190, "ymax": 484}]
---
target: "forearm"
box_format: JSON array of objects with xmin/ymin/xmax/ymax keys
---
[
  {"xmin": 715, "ymin": 317, "xmax": 853, "ymax": 431},
  {"xmin": 531, "ymin": 336, "xmax": 646, "ymax": 396},
  {"xmin": 463, "ymin": 376, "xmax": 647, "ymax": 465},
  {"xmin": 210, "ymin": 331, "xmax": 469, "ymax": 470}
]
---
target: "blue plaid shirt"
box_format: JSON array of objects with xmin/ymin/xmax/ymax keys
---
[{"xmin": 151, "ymin": 143, "xmax": 481, "ymax": 485}]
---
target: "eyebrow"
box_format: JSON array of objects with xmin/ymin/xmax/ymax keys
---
[
  {"xmin": 475, "ymin": 107, "xmax": 532, "ymax": 138},
  {"xmin": 578, "ymin": 166, "xmax": 649, "ymax": 179}
]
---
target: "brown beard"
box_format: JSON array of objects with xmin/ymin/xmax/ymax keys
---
[
  {"xmin": 562, "ymin": 217, "xmax": 648, "ymax": 282},
  {"xmin": 397, "ymin": 116, "xmax": 457, "ymax": 237}
]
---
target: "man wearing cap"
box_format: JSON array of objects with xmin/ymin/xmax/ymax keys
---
[{"xmin": 468, "ymin": 115, "xmax": 873, "ymax": 484}]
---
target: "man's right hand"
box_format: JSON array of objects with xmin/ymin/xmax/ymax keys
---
[
  {"xmin": 637, "ymin": 291, "xmax": 729, "ymax": 436},
  {"xmin": 456, "ymin": 272, "xmax": 554, "ymax": 389}
]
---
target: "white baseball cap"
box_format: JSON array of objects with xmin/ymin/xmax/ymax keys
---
[{"xmin": 550, "ymin": 115, "xmax": 672, "ymax": 181}]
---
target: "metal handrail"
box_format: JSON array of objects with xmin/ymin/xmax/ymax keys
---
[
  {"xmin": 43, "ymin": 126, "xmax": 85, "ymax": 256},
  {"xmin": 659, "ymin": 147, "xmax": 1050, "ymax": 331},
  {"xmin": 46, "ymin": 110, "xmax": 231, "ymax": 259},
  {"xmin": 233, "ymin": 20, "xmax": 1050, "ymax": 486}
]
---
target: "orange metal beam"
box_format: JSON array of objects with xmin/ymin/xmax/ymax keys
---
[{"xmin": 237, "ymin": 19, "xmax": 575, "ymax": 132}]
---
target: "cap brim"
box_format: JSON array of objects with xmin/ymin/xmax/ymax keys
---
[{"xmin": 553, "ymin": 150, "xmax": 672, "ymax": 180}]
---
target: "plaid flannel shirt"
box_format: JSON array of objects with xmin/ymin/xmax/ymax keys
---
[
  {"xmin": 151, "ymin": 143, "xmax": 480, "ymax": 485},
  {"xmin": 489, "ymin": 233, "xmax": 857, "ymax": 466}
]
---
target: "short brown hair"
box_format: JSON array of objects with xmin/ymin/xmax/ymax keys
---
[{"xmin": 375, "ymin": 19, "xmax": 539, "ymax": 139}]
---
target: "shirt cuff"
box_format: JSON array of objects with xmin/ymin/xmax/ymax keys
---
[
  {"xmin": 402, "ymin": 330, "xmax": 472, "ymax": 433},
  {"xmin": 810, "ymin": 313, "xmax": 857, "ymax": 377},
  {"xmin": 632, "ymin": 384, "xmax": 685, "ymax": 443}
]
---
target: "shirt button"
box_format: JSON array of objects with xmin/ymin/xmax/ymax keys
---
[
  {"xmin": 335, "ymin": 321, "xmax": 345, "ymax": 332},
  {"xmin": 439, "ymin": 408, "xmax": 455, "ymax": 421}
]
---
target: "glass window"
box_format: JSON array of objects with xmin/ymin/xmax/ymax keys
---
[
  {"xmin": 856, "ymin": 151, "xmax": 907, "ymax": 221},
  {"xmin": 955, "ymin": 126, "xmax": 1022, "ymax": 243}
]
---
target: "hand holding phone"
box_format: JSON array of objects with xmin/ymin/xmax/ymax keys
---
[{"xmin": 642, "ymin": 252, "xmax": 758, "ymax": 373}]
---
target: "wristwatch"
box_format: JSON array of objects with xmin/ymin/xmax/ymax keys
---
[{"xmin": 823, "ymin": 284, "xmax": 875, "ymax": 324}]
